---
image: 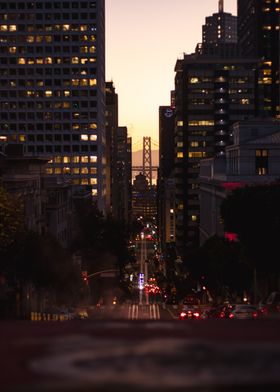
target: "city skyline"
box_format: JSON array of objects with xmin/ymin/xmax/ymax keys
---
[{"xmin": 106, "ymin": 0, "xmax": 237, "ymax": 150}]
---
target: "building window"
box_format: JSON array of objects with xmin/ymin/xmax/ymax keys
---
[{"xmin": 255, "ymin": 149, "xmax": 268, "ymax": 175}]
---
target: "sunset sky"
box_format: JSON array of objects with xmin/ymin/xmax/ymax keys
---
[{"xmin": 105, "ymin": 0, "xmax": 237, "ymax": 151}]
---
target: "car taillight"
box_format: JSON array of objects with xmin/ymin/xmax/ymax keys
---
[
  {"xmin": 252, "ymin": 312, "xmax": 258, "ymax": 318},
  {"xmin": 219, "ymin": 312, "xmax": 225, "ymax": 318},
  {"xmin": 193, "ymin": 312, "xmax": 200, "ymax": 318},
  {"xmin": 229, "ymin": 313, "xmax": 234, "ymax": 319},
  {"xmin": 180, "ymin": 312, "xmax": 187, "ymax": 317}
]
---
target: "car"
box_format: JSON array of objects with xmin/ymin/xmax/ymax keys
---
[
  {"xmin": 258, "ymin": 291, "xmax": 280, "ymax": 317},
  {"xmin": 201, "ymin": 305, "xmax": 231, "ymax": 319},
  {"xmin": 228, "ymin": 304, "xmax": 259, "ymax": 320},
  {"xmin": 179, "ymin": 305, "xmax": 201, "ymax": 320}
]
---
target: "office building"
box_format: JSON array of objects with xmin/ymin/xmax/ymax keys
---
[
  {"xmin": 0, "ymin": 0, "xmax": 106, "ymax": 211},
  {"xmin": 199, "ymin": 118, "xmax": 280, "ymax": 244},
  {"xmin": 238, "ymin": 0, "xmax": 280, "ymax": 118},
  {"xmin": 174, "ymin": 52, "xmax": 261, "ymax": 259}
]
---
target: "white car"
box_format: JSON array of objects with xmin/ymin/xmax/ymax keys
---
[{"xmin": 228, "ymin": 304, "xmax": 258, "ymax": 319}]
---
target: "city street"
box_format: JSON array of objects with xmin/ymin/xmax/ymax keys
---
[{"xmin": 1, "ymin": 303, "xmax": 280, "ymax": 392}]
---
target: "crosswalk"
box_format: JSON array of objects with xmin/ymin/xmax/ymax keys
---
[{"xmin": 128, "ymin": 304, "xmax": 160, "ymax": 320}]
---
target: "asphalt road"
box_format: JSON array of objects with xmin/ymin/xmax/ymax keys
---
[{"xmin": 1, "ymin": 304, "xmax": 280, "ymax": 392}]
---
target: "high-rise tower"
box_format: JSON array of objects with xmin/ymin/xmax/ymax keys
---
[
  {"xmin": 202, "ymin": 0, "xmax": 237, "ymax": 45},
  {"xmin": 238, "ymin": 0, "xmax": 280, "ymax": 118},
  {"xmin": 0, "ymin": 0, "xmax": 106, "ymax": 211}
]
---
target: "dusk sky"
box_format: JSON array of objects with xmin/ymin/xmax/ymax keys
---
[{"xmin": 106, "ymin": 0, "xmax": 237, "ymax": 151}]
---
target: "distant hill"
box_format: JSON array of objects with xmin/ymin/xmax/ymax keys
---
[{"xmin": 132, "ymin": 149, "xmax": 159, "ymax": 167}]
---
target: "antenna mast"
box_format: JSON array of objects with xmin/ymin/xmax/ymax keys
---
[{"xmin": 219, "ymin": 0, "xmax": 224, "ymax": 13}]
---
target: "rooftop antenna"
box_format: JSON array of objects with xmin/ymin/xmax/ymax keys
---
[{"xmin": 219, "ymin": 0, "xmax": 224, "ymax": 13}]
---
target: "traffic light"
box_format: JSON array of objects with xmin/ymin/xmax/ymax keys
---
[{"xmin": 82, "ymin": 271, "xmax": 88, "ymax": 284}]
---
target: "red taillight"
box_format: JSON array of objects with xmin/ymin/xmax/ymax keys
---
[
  {"xmin": 219, "ymin": 312, "xmax": 225, "ymax": 318},
  {"xmin": 180, "ymin": 312, "xmax": 187, "ymax": 318},
  {"xmin": 229, "ymin": 313, "xmax": 234, "ymax": 319},
  {"xmin": 252, "ymin": 312, "xmax": 258, "ymax": 318},
  {"xmin": 193, "ymin": 312, "xmax": 200, "ymax": 318}
]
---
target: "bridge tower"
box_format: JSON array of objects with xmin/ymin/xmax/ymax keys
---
[{"xmin": 142, "ymin": 137, "xmax": 152, "ymax": 186}]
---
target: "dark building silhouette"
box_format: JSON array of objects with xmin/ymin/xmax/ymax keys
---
[
  {"xmin": 238, "ymin": 0, "xmax": 280, "ymax": 118},
  {"xmin": 158, "ymin": 105, "xmax": 176, "ymax": 254},
  {"xmin": 105, "ymin": 81, "xmax": 118, "ymax": 214},
  {"xmin": 132, "ymin": 173, "xmax": 157, "ymax": 223},
  {"xmin": 203, "ymin": 0, "xmax": 237, "ymax": 44}
]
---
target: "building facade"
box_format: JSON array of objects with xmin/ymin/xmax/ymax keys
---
[
  {"xmin": 199, "ymin": 118, "xmax": 280, "ymax": 244},
  {"xmin": 238, "ymin": 0, "xmax": 280, "ymax": 118},
  {"xmin": 0, "ymin": 0, "xmax": 106, "ymax": 211},
  {"xmin": 174, "ymin": 53, "xmax": 261, "ymax": 259},
  {"xmin": 158, "ymin": 105, "xmax": 176, "ymax": 251}
]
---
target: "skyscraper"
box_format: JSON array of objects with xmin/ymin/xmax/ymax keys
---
[
  {"xmin": 172, "ymin": 1, "xmax": 262, "ymax": 259},
  {"xmin": 238, "ymin": 0, "xmax": 280, "ymax": 118},
  {"xmin": 202, "ymin": 0, "xmax": 237, "ymax": 45},
  {"xmin": 0, "ymin": 0, "xmax": 106, "ymax": 211}
]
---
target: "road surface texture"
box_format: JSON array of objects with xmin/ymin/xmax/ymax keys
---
[{"xmin": 1, "ymin": 304, "xmax": 280, "ymax": 392}]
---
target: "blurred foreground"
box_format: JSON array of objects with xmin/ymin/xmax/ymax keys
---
[{"xmin": 1, "ymin": 303, "xmax": 280, "ymax": 392}]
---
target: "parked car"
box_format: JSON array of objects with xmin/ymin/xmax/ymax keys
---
[
  {"xmin": 258, "ymin": 291, "xmax": 280, "ymax": 317},
  {"xmin": 228, "ymin": 304, "xmax": 259, "ymax": 320}
]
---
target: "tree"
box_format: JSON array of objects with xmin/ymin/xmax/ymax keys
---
[
  {"xmin": 0, "ymin": 186, "xmax": 23, "ymax": 251},
  {"xmin": 220, "ymin": 184, "xmax": 280, "ymax": 275}
]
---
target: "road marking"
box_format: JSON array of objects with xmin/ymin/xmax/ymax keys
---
[
  {"xmin": 149, "ymin": 304, "xmax": 160, "ymax": 320},
  {"xmin": 128, "ymin": 305, "xmax": 139, "ymax": 320}
]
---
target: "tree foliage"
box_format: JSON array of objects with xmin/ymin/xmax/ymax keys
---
[
  {"xmin": 0, "ymin": 186, "xmax": 23, "ymax": 251},
  {"xmin": 220, "ymin": 183, "xmax": 280, "ymax": 274}
]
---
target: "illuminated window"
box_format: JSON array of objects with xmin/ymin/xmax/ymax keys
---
[
  {"xmin": 177, "ymin": 142, "xmax": 183, "ymax": 147},
  {"xmin": 188, "ymin": 152, "xmax": 206, "ymax": 158},
  {"xmin": 177, "ymin": 120, "xmax": 183, "ymax": 127},
  {"xmin": 255, "ymin": 149, "xmax": 268, "ymax": 175},
  {"xmin": 90, "ymin": 167, "xmax": 97, "ymax": 174},
  {"xmin": 81, "ymin": 178, "xmax": 89, "ymax": 185},
  {"xmin": 63, "ymin": 24, "xmax": 70, "ymax": 31},
  {"xmin": 81, "ymin": 167, "xmax": 89, "ymax": 174},
  {"xmin": 90, "ymin": 135, "xmax": 97, "ymax": 141},
  {"xmin": 55, "ymin": 168, "xmax": 62, "ymax": 174},
  {"xmin": 72, "ymin": 168, "xmax": 80, "ymax": 174},
  {"xmin": 19, "ymin": 135, "xmax": 26, "ymax": 142},
  {"xmin": 177, "ymin": 152, "xmax": 184, "ymax": 158},
  {"xmin": 0, "ymin": 25, "xmax": 8, "ymax": 31},
  {"xmin": 188, "ymin": 120, "xmax": 214, "ymax": 126},
  {"xmin": 190, "ymin": 141, "xmax": 199, "ymax": 147},
  {"xmin": 191, "ymin": 215, "xmax": 197, "ymax": 222},
  {"xmin": 81, "ymin": 135, "xmax": 89, "ymax": 141},
  {"xmin": 89, "ymin": 79, "xmax": 97, "ymax": 86},
  {"xmin": 45, "ymin": 91, "xmax": 52, "ymax": 97},
  {"xmin": 63, "ymin": 167, "xmax": 71, "ymax": 174},
  {"xmin": 72, "ymin": 57, "xmax": 79, "ymax": 64},
  {"xmin": 54, "ymin": 156, "xmax": 62, "ymax": 163},
  {"xmin": 89, "ymin": 123, "xmax": 97, "ymax": 129},
  {"xmin": 63, "ymin": 156, "xmax": 70, "ymax": 163},
  {"xmin": 45, "ymin": 168, "xmax": 53, "ymax": 174},
  {"xmin": 18, "ymin": 58, "xmax": 26, "ymax": 65},
  {"xmin": 9, "ymin": 25, "xmax": 17, "ymax": 32},
  {"xmin": 45, "ymin": 57, "xmax": 52, "ymax": 64},
  {"xmin": 90, "ymin": 156, "xmax": 97, "ymax": 163},
  {"xmin": 9, "ymin": 46, "xmax": 17, "ymax": 54},
  {"xmin": 81, "ymin": 46, "xmax": 88, "ymax": 53},
  {"xmin": 90, "ymin": 178, "xmax": 97, "ymax": 185},
  {"xmin": 80, "ymin": 25, "xmax": 88, "ymax": 31},
  {"xmin": 64, "ymin": 91, "xmax": 71, "ymax": 97},
  {"xmin": 81, "ymin": 156, "xmax": 89, "ymax": 163},
  {"xmin": 190, "ymin": 77, "xmax": 199, "ymax": 84},
  {"xmin": 72, "ymin": 156, "xmax": 80, "ymax": 163},
  {"xmin": 89, "ymin": 46, "xmax": 96, "ymax": 53},
  {"xmin": 92, "ymin": 189, "xmax": 98, "ymax": 196}
]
